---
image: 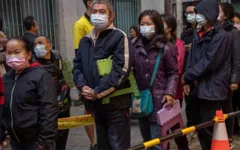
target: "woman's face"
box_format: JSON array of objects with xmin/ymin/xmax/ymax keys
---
[
  {"xmin": 130, "ymin": 29, "xmax": 137, "ymax": 38},
  {"xmin": 140, "ymin": 15, "xmax": 156, "ymax": 29},
  {"xmin": 218, "ymin": 5, "xmax": 225, "ymax": 23},
  {"xmin": 233, "ymin": 16, "xmax": 240, "ymax": 25},
  {"xmin": 6, "ymin": 40, "xmax": 31, "ymax": 63}
]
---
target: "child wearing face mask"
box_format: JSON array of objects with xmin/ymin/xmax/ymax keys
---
[{"xmin": 33, "ymin": 36, "xmax": 71, "ymax": 150}]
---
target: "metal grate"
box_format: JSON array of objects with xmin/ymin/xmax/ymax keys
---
[
  {"xmin": 111, "ymin": 0, "xmax": 141, "ymax": 36},
  {"xmin": 0, "ymin": 0, "xmax": 58, "ymax": 50}
]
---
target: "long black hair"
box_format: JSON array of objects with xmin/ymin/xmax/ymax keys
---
[
  {"xmin": 129, "ymin": 26, "xmax": 140, "ymax": 39},
  {"xmin": 139, "ymin": 10, "xmax": 167, "ymax": 44},
  {"xmin": 219, "ymin": 2, "xmax": 235, "ymax": 22},
  {"xmin": 161, "ymin": 14, "xmax": 177, "ymax": 44}
]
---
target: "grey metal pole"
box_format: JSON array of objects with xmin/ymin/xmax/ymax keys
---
[{"xmin": 176, "ymin": 0, "xmax": 183, "ymax": 38}]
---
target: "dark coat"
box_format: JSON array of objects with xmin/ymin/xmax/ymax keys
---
[
  {"xmin": 73, "ymin": 24, "xmax": 133, "ymax": 112},
  {"xmin": 0, "ymin": 63, "xmax": 58, "ymax": 146},
  {"xmin": 133, "ymin": 37, "xmax": 179, "ymax": 122},
  {"xmin": 184, "ymin": 0, "xmax": 232, "ymax": 101},
  {"xmin": 223, "ymin": 21, "xmax": 240, "ymax": 84},
  {"xmin": 23, "ymin": 32, "xmax": 38, "ymax": 51}
]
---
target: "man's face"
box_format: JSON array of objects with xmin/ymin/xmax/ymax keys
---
[
  {"xmin": 32, "ymin": 20, "xmax": 39, "ymax": 33},
  {"xmin": 34, "ymin": 36, "xmax": 52, "ymax": 52},
  {"xmin": 186, "ymin": 6, "xmax": 195, "ymax": 15},
  {"xmin": 91, "ymin": 4, "xmax": 113, "ymax": 23},
  {"xmin": 87, "ymin": 0, "xmax": 93, "ymax": 9}
]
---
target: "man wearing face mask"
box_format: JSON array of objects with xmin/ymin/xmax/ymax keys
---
[
  {"xmin": 73, "ymin": 0, "xmax": 133, "ymax": 149},
  {"xmin": 33, "ymin": 36, "xmax": 71, "ymax": 150},
  {"xmin": 183, "ymin": 0, "xmax": 232, "ymax": 149}
]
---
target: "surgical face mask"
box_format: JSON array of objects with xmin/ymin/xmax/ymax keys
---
[
  {"xmin": 34, "ymin": 44, "xmax": 48, "ymax": 58},
  {"xmin": 140, "ymin": 25, "xmax": 155, "ymax": 39},
  {"xmin": 234, "ymin": 24, "xmax": 240, "ymax": 31},
  {"xmin": 91, "ymin": 14, "xmax": 109, "ymax": 29},
  {"xmin": 186, "ymin": 13, "xmax": 196, "ymax": 24},
  {"xmin": 6, "ymin": 55, "xmax": 27, "ymax": 71},
  {"xmin": 196, "ymin": 14, "xmax": 207, "ymax": 26}
]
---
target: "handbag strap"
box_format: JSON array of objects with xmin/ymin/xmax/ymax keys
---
[{"xmin": 150, "ymin": 48, "xmax": 163, "ymax": 87}]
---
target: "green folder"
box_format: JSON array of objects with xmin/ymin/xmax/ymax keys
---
[{"xmin": 97, "ymin": 56, "xmax": 140, "ymax": 104}]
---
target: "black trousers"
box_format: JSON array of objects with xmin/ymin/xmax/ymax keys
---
[
  {"xmin": 56, "ymin": 109, "xmax": 70, "ymax": 150},
  {"xmin": 232, "ymin": 89, "xmax": 240, "ymax": 134},
  {"xmin": 222, "ymin": 89, "xmax": 234, "ymax": 138},
  {"xmin": 94, "ymin": 109, "xmax": 131, "ymax": 150},
  {"xmin": 186, "ymin": 98, "xmax": 222, "ymax": 150}
]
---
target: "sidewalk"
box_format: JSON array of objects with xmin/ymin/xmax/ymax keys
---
[{"xmin": 2, "ymin": 105, "xmax": 240, "ymax": 150}]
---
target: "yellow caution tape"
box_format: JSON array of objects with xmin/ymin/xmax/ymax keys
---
[
  {"xmin": 143, "ymin": 138, "xmax": 161, "ymax": 148},
  {"xmin": 58, "ymin": 115, "xmax": 94, "ymax": 130}
]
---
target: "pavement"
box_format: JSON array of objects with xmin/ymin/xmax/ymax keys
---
[{"xmin": 2, "ymin": 103, "xmax": 240, "ymax": 150}]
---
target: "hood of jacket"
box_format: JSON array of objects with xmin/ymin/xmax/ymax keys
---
[{"xmin": 195, "ymin": 0, "xmax": 219, "ymax": 24}]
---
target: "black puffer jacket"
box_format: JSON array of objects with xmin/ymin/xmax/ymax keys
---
[
  {"xmin": 0, "ymin": 62, "xmax": 58, "ymax": 146},
  {"xmin": 33, "ymin": 52, "xmax": 71, "ymax": 112},
  {"xmin": 223, "ymin": 21, "xmax": 240, "ymax": 84}
]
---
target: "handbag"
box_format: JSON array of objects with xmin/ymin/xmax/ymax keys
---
[{"xmin": 131, "ymin": 48, "xmax": 163, "ymax": 119}]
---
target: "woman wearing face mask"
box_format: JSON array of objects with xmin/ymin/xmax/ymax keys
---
[
  {"xmin": 161, "ymin": 14, "xmax": 189, "ymax": 150},
  {"xmin": 33, "ymin": 36, "xmax": 71, "ymax": 150},
  {"xmin": 133, "ymin": 10, "xmax": 179, "ymax": 150},
  {"xmin": 129, "ymin": 26, "xmax": 140, "ymax": 44},
  {"xmin": 233, "ymin": 12, "xmax": 240, "ymax": 30},
  {"xmin": 0, "ymin": 37, "xmax": 58, "ymax": 150},
  {"xmin": 219, "ymin": 3, "xmax": 240, "ymax": 148}
]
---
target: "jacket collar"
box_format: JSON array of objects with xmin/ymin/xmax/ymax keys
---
[{"xmin": 86, "ymin": 23, "xmax": 114, "ymax": 40}]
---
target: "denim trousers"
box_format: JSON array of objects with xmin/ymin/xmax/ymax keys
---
[
  {"xmin": 138, "ymin": 116, "xmax": 161, "ymax": 150},
  {"xmin": 94, "ymin": 108, "xmax": 131, "ymax": 150}
]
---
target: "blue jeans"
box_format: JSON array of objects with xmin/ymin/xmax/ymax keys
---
[
  {"xmin": 94, "ymin": 109, "xmax": 131, "ymax": 150},
  {"xmin": 10, "ymin": 141, "xmax": 55, "ymax": 150},
  {"xmin": 138, "ymin": 116, "xmax": 161, "ymax": 150}
]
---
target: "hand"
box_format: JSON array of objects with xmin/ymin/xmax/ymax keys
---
[
  {"xmin": 82, "ymin": 86, "xmax": 97, "ymax": 101},
  {"xmin": 38, "ymin": 145, "xmax": 45, "ymax": 150},
  {"xmin": 163, "ymin": 95, "xmax": 176, "ymax": 106},
  {"xmin": 230, "ymin": 84, "xmax": 239, "ymax": 91},
  {"xmin": 185, "ymin": 44, "xmax": 192, "ymax": 52},
  {"xmin": 181, "ymin": 75, "xmax": 185, "ymax": 84},
  {"xmin": 183, "ymin": 85, "xmax": 190, "ymax": 96}
]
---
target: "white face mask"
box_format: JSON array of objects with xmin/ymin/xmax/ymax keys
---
[
  {"xmin": 196, "ymin": 14, "xmax": 207, "ymax": 26},
  {"xmin": 91, "ymin": 14, "xmax": 109, "ymax": 30},
  {"xmin": 186, "ymin": 14, "xmax": 196, "ymax": 24},
  {"xmin": 140, "ymin": 25, "xmax": 155, "ymax": 39},
  {"xmin": 34, "ymin": 44, "xmax": 48, "ymax": 58}
]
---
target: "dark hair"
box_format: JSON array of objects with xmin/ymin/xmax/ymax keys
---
[
  {"xmin": 7, "ymin": 37, "xmax": 31, "ymax": 52},
  {"xmin": 83, "ymin": 0, "xmax": 92, "ymax": 8},
  {"xmin": 220, "ymin": 2, "xmax": 235, "ymax": 20},
  {"xmin": 0, "ymin": 18, "xmax": 2, "ymax": 31},
  {"xmin": 187, "ymin": 1, "xmax": 200, "ymax": 7},
  {"xmin": 139, "ymin": 10, "xmax": 167, "ymax": 43},
  {"xmin": 234, "ymin": 12, "xmax": 240, "ymax": 19},
  {"xmin": 130, "ymin": 26, "xmax": 140, "ymax": 38},
  {"xmin": 161, "ymin": 14, "xmax": 177, "ymax": 44},
  {"xmin": 23, "ymin": 16, "xmax": 36, "ymax": 31}
]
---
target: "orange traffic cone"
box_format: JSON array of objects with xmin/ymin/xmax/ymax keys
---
[{"xmin": 211, "ymin": 110, "xmax": 230, "ymax": 150}]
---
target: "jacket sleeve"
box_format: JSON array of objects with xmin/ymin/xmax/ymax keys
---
[
  {"xmin": 94, "ymin": 34, "xmax": 133, "ymax": 99},
  {"xmin": 37, "ymin": 71, "xmax": 58, "ymax": 146},
  {"xmin": 73, "ymin": 39, "xmax": 87, "ymax": 91},
  {"xmin": 230, "ymin": 29, "xmax": 240, "ymax": 84},
  {"xmin": 0, "ymin": 77, "xmax": 4, "ymax": 143},
  {"xmin": 184, "ymin": 34, "xmax": 231, "ymax": 83},
  {"xmin": 176, "ymin": 40, "xmax": 186, "ymax": 75},
  {"xmin": 163, "ymin": 45, "xmax": 179, "ymax": 98},
  {"xmin": 73, "ymin": 24, "xmax": 86, "ymax": 50}
]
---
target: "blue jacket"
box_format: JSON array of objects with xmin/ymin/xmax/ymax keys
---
[
  {"xmin": 73, "ymin": 24, "xmax": 133, "ymax": 111},
  {"xmin": 184, "ymin": 0, "xmax": 232, "ymax": 101}
]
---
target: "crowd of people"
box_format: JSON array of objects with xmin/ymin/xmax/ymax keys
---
[{"xmin": 1, "ymin": 0, "xmax": 240, "ymax": 150}]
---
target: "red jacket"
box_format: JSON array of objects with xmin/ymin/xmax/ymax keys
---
[{"xmin": 175, "ymin": 39, "xmax": 185, "ymax": 100}]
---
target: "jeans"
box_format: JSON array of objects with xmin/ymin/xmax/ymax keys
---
[
  {"xmin": 186, "ymin": 98, "xmax": 222, "ymax": 150},
  {"xmin": 94, "ymin": 109, "xmax": 131, "ymax": 150},
  {"xmin": 222, "ymin": 89, "xmax": 234, "ymax": 139},
  {"xmin": 10, "ymin": 141, "xmax": 55, "ymax": 150},
  {"xmin": 138, "ymin": 116, "xmax": 161, "ymax": 150},
  {"xmin": 56, "ymin": 109, "xmax": 70, "ymax": 150}
]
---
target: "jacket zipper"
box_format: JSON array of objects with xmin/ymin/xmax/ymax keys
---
[{"xmin": 10, "ymin": 75, "xmax": 20, "ymax": 143}]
